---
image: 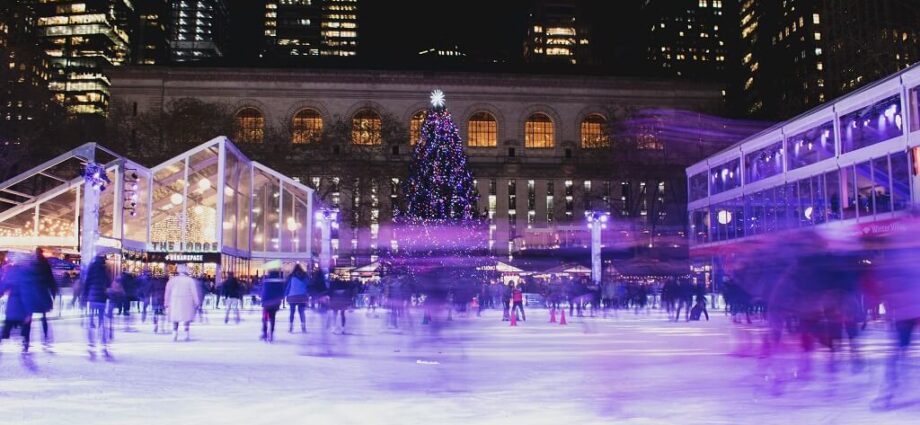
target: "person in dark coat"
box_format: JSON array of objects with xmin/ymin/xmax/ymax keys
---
[
  {"xmin": 1, "ymin": 254, "xmax": 36, "ymax": 352},
  {"xmin": 81, "ymin": 255, "xmax": 112, "ymax": 355},
  {"xmin": 221, "ymin": 272, "xmax": 243, "ymax": 324},
  {"xmin": 260, "ymin": 269, "xmax": 286, "ymax": 342},
  {"xmin": 285, "ymin": 264, "xmax": 310, "ymax": 333},
  {"xmin": 29, "ymin": 249, "xmax": 58, "ymax": 344}
]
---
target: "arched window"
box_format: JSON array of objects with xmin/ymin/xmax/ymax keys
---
[
  {"xmin": 409, "ymin": 111, "xmax": 425, "ymax": 145},
  {"xmin": 468, "ymin": 112, "xmax": 497, "ymax": 147},
  {"xmin": 352, "ymin": 109, "xmax": 381, "ymax": 145},
  {"xmin": 525, "ymin": 113, "xmax": 554, "ymax": 148},
  {"xmin": 580, "ymin": 114, "xmax": 609, "ymax": 148},
  {"xmin": 235, "ymin": 108, "xmax": 264, "ymax": 143},
  {"xmin": 292, "ymin": 109, "xmax": 323, "ymax": 144}
]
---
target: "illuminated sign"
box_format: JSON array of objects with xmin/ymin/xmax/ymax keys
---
[{"xmin": 149, "ymin": 241, "xmax": 219, "ymax": 252}]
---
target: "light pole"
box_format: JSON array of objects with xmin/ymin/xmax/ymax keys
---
[
  {"xmin": 314, "ymin": 208, "xmax": 338, "ymax": 274},
  {"xmin": 585, "ymin": 210, "xmax": 610, "ymax": 285}
]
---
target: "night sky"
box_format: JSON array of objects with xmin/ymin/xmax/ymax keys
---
[{"xmin": 227, "ymin": 0, "xmax": 647, "ymax": 74}]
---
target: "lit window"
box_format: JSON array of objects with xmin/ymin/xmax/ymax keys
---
[
  {"xmin": 814, "ymin": 32, "xmax": 821, "ymax": 40},
  {"xmin": 580, "ymin": 114, "xmax": 609, "ymax": 148},
  {"xmin": 468, "ymin": 112, "xmax": 497, "ymax": 147},
  {"xmin": 409, "ymin": 110, "xmax": 425, "ymax": 145},
  {"xmin": 292, "ymin": 109, "xmax": 323, "ymax": 144},
  {"xmin": 352, "ymin": 109, "xmax": 381, "ymax": 145},
  {"xmin": 525, "ymin": 113, "xmax": 554, "ymax": 149},
  {"xmin": 235, "ymin": 108, "xmax": 264, "ymax": 143},
  {"xmin": 813, "ymin": 13, "xmax": 820, "ymax": 24}
]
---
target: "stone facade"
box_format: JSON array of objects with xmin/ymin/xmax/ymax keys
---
[{"xmin": 110, "ymin": 66, "xmax": 723, "ymax": 265}]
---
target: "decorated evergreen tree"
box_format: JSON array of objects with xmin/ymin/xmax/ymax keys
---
[{"xmin": 398, "ymin": 90, "xmax": 478, "ymax": 223}]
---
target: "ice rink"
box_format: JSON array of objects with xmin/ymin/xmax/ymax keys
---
[{"xmin": 0, "ymin": 306, "xmax": 917, "ymax": 425}]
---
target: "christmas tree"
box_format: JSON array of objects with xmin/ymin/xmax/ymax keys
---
[{"xmin": 398, "ymin": 89, "xmax": 478, "ymax": 223}]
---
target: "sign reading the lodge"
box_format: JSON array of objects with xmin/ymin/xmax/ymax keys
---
[{"xmin": 149, "ymin": 241, "xmax": 219, "ymax": 252}]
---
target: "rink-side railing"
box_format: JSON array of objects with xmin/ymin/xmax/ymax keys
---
[{"xmin": 0, "ymin": 290, "xmax": 728, "ymax": 320}]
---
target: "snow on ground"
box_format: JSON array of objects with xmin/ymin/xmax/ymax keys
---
[{"xmin": 0, "ymin": 306, "xmax": 917, "ymax": 425}]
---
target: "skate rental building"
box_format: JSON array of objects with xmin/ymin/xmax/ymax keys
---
[
  {"xmin": 686, "ymin": 63, "xmax": 920, "ymax": 288},
  {"xmin": 0, "ymin": 136, "xmax": 316, "ymax": 279}
]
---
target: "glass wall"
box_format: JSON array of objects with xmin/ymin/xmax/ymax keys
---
[
  {"xmin": 709, "ymin": 158, "xmax": 741, "ymax": 195},
  {"xmin": 695, "ymin": 151, "xmax": 910, "ymax": 244},
  {"xmin": 252, "ymin": 169, "xmax": 281, "ymax": 252},
  {"xmin": 744, "ymin": 141, "xmax": 784, "ymax": 184},
  {"xmin": 185, "ymin": 146, "xmax": 220, "ymax": 245},
  {"xmin": 786, "ymin": 122, "xmax": 835, "ymax": 170},
  {"xmin": 840, "ymin": 95, "xmax": 903, "ymax": 153},
  {"xmin": 689, "ymin": 171, "xmax": 708, "ymax": 202}
]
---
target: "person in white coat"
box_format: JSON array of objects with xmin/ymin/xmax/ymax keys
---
[{"xmin": 165, "ymin": 265, "xmax": 201, "ymax": 341}]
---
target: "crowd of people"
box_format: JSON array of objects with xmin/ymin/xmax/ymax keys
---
[{"xmin": 2, "ymin": 238, "xmax": 917, "ymax": 407}]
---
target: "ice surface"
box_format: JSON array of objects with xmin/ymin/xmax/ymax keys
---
[{"xmin": 0, "ymin": 307, "xmax": 916, "ymax": 425}]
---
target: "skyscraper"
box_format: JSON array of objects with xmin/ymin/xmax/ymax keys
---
[
  {"xmin": 134, "ymin": 0, "xmax": 170, "ymax": 65},
  {"xmin": 523, "ymin": 0, "xmax": 591, "ymax": 65},
  {"xmin": 644, "ymin": 0, "xmax": 733, "ymax": 80},
  {"xmin": 1, "ymin": 0, "xmax": 54, "ymax": 137},
  {"xmin": 320, "ymin": 0, "xmax": 358, "ymax": 57},
  {"xmin": 823, "ymin": 0, "xmax": 920, "ymax": 97},
  {"xmin": 737, "ymin": 0, "xmax": 920, "ymax": 119},
  {"xmin": 264, "ymin": 0, "xmax": 322, "ymax": 57},
  {"xmin": 168, "ymin": 0, "xmax": 229, "ymax": 63},
  {"xmin": 263, "ymin": 0, "xmax": 358, "ymax": 59},
  {"xmin": 35, "ymin": 0, "xmax": 134, "ymax": 116}
]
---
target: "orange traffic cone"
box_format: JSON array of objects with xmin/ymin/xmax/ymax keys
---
[
  {"xmin": 559, "ymin": 308, "xmax": 567, "ymax": 325},
  {"xmin": 510, "ymin": 308, "xmax": 518, "ymax": 327},
  {"xmin": 549, "ymin": 308, "xmax": 557, "ymax": 323}
]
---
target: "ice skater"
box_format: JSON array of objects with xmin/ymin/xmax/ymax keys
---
[
  {"xmin": 260, "ymin": 269, "xmax": 285, "ymax": 342},
  {"xmin": 165, "ymin": 265, "xmax": 201, "ymax": 342},
  {"xmin": 82, "ymin": 255, "xmax": 112, "ymax": 358},
  {"xmin": 0, "ymin": 253, "xmax": 34, "ymax": 353},
  {"xmin": 221, "ymin": 272, "xmax": 243, "ymax": 324},
  {"xmin": 285, "ymin": 264, "xmax": 309, "ymax": 333}
]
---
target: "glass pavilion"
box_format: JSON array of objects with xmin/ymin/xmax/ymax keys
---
[{"xmin": 0, "ymin": 137, "xmax": 315, "ymax": 279}]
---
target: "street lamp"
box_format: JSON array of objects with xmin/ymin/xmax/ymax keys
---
[
  {"xmin": 585, "ymin": 210, "xmax": 610, "ymax": 285},
  {"xmin": 314, "ymin": 208, "xmax": 339, "ymax": 273}
]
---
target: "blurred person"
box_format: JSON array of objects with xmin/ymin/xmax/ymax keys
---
[
  {"xmin": 82, "ymin": 255, "xmax": 112, "ymax": 357},
  {"xmin": 221, "ymin": 272, "xmax": 243, "ymax": 324},
  {"xmin": 30, "ymin": 248, "xmax": 58, "ymax": 345},
  {"xmin": 285, "ymin": 264, "xmax": 310, "ymax": 333},
  {"xmin": 366, "ymin": 280, "xmax": 382, "ymax": 317},
  {"xmin": 501, "ymin": 281, "xmax": 512, "ymax": 321},
  {"xmin": 0, "ymin": 253, "xmax": 35, "ymax": 353},
  {"xmin": 511, "ymin": 283, "xmax": 526, "ymax": 321},
  {"xmin": 328, "ymin": 277, "xmax": 354, "ymax": 334},
  {"xmin": 873, "ymin": 219, "xmax": 920, "ymax": 405},
  {"xmin": 260, "ymin": 269, "xmax": 285, "ymax": 342},
  {"xmin": 689, "ymin": 294, "xmax": 709, "ymax": 321},
  {"xmin": 149, "ymin": 275, "xmax": 167, "ymax": 333},
  {"xmin": 165, "ymin": 265, "xmax": 201, "ymax": 342}
]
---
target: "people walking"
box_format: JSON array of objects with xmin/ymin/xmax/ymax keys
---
[
  {"xmin": 164, "ymin": 265, "xmax": 201, "ymax": 342},
  {"xmin": 285, "ymin": 264, "xmax": 310, "ymax": 333},
  {"xmin": 81, "ymin": 255, "xmax": 112, "ymax": 357},
  {"xmin": 221, "ymin": 272, "xmax": 243, "ymax": 324},
  {"xmin": 260, "ymin": 269, "xmax": 285, "ymax": 342}
]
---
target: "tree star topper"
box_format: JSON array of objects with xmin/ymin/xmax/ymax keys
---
[{"xmin": 430, "ymin": 89, "xmax": 446, "ymax": 109}]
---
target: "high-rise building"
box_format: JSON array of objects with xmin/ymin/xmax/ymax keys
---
[
  {"xmin": 823, "ymin": 0, "xmax": 920, "ymax": 97},
  {"xmin": 644, "ymin": 0, "xmax": 733, "ymax": 80},
  {"xmin": 1, "ymin": 0, "xmax": 53, "ymax": 137},
  {"xmin": 263, "ymin": 0, "xmax": 358, "ymax": 59},
  {"xmin": 168, "ymin": 0, "xmax": 229, "ymax": 63},
  {"xmin": 737, "ymin": 0, "xmax": 920, "ymax": 119},
  {"xmin": 320, "ymin": 0, "xmax": 358, "ymax": 57},
  {"xmin": 738, "ymin": 0, "xmax": 825, "ymax": 118},
  {"xmin": 35, "ymin": 0, "xmax": 134, "ymax": 116},
  {"xmin": 523, "ymin": 0, "xmax": 591, "ymax": 65},
  {"xmin": 134, "ymin": 0, "xmax": 170, "ymax": 65},
  {"xmin": 264, "ymin": 0, "xmax": 322, "ymax": 57}
]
